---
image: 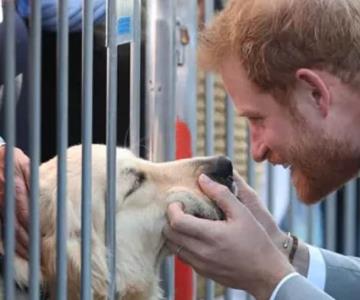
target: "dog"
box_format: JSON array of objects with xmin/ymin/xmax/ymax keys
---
[{"xmin": 5, "ymin": 144, "xmax": 234, "ymax": 299}]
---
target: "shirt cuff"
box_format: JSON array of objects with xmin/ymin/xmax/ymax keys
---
[
  {"xmin": 307, "ymin": 245, "xmax": 326, "ymax": 290},
  {"xmin": 269, "ymin": 272, "xmax": 299, "ymax": 300}
]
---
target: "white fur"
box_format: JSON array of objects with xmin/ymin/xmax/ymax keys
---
[{"xmin": 2, "ymin": 144, "xmax": 222, "ymax": 299}]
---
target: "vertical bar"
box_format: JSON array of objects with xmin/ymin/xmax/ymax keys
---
[
  {"xmin": 204, "ymin": 0, "xmax": 214, "ymax": 159},
  {"xmin": 204, "ymin": 75, "xmax": 214, "ymax": 155},
  {"xmin": 161, "ymin": 258, "xmax": 175, "ymax": 300},
  {"xmin": 224, "ymin": 96, "xmax": 234, "ymax": 300},
  {"xmin": 267, "ymin": 163, "xmax": 274, "ymax": 214},
  {"xmin": 225, "ymin": 96, "xmax": 234, "ymax": 160},
  {"xmin": 287, "ymin": 183, "xmax": 295, "ymax": 235},
  {"xmin": 28, "ymin": 0, "xmax": 42, "ymax": 298},
  {"xmin": 246, "ymin": 125, "xmax": 256, "ymax": 188},
  {"xmin": 106, "ymin": 0, "xmax": 118, "ymax": 298},
  {"xmin": 307, "ymin": 206, "xmax": 314, "ymax": 244},
  {"xmin": 205, "ymin": 280, "xmax": 215, "ymax": 300},
  {"xmin": 325, "ymin": 192, "xmax": 337, "ymax": 251},
  {"xmin": 56, "ymin": 0, "xmax": 69, "ymax": 298},
  {"xmin": 174, "ymin": 1, "xmax": 198, "ymax": 298},
  {"xmin": 130, "ymin": 0, "xmax": 141, "ymax": 156},
  {"xmin": 175, "ymin": 0, "xmax": 198, "ymax": 155},
  {"xmin": 146, "ymin": 2, "xmax": 176, "ymax": 299},
  {"xmin": 146, "ymin": 0, "xmax": 176, "ymax": 162},
  {"xmin": 81, "ymin": 0, "xmax": 94, "ymax": 299},
  {"xmin": 343, "ymin": 180, "xmax": 356, "ymax": 255},
  {"xmin": 3, "ymin": 1, "xmax": 16, "ymax": 299},
  {"xmin": 204, "ymin": 0, "xmax": 215, "ymax": 298},
  {"xmin": 265, "ymin": 160, "xmax": 274, "ymax": 300},
  {"xmin": 204, "ymin": 0, "xmax": 214, "ymax": 157},
  {"xmin": 246, "ymin": 126, "xmax": 255, "ymax": 300}
]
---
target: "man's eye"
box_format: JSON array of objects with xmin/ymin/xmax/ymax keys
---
[{"xmin": 248, "ymin": 116, "xmax": 264, "ymax": 123}]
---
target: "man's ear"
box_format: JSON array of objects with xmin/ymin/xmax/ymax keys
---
[{"xmin": 295, "ymin": 68, "xmax": 330, "ymax": 118}]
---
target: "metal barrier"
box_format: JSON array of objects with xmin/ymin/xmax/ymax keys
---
[
  {"xmin": 3, "ymin": 1, "xmax": 16, "ymax": 299},
  {"xmin": 0, "ymin": 0, "xmax": 359, "ymax": 299},
  {"xmin": 146, "ymin": 1, "xmax": 176, "ymax": 298},
  {"xmin": 28, "ymin": 0, "xmax": 42, "ymax": 298}
]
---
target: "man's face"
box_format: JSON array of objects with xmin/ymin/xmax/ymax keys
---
[{"xmin": 220, "ymin": 58, "xmax": 359, "ymax": 204}]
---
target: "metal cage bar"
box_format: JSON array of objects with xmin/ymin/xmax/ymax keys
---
[
  {"xmin": 174, "ymin": 1, "xmax": 199, "ymax": 298},
  {"xmin": 325, "ymin": 192, "xmax": 337, "ymax": 251},
  {"xmin": 130, "ymin": 0, "xmax": 142, "ymax": 156},
  {"xmin": 146, "ymin": 0, "xmax": 176, "ymax": 162},
  {"xmin": 81, "ymin": 0, "xmax": 94, "ymax": 298},
  {"xmin": 204, "ymin": 1, "xmax": 215, "ymax": 160},
  {"xmin": 246, "ymin": 126, "xmax": 256, "ymax": 188},
  {"xmin": 105, "ymin": 0, "xmax": 118, "ymax": 298},
  {"xmin": 56, "ymin": 0, "xmax": 69, "ymax": 298},
  {"xmin": 146, "ymin": 1, "xmax": 177, "ymax": 298},
  {"xmin": 306, "ymin": 206, "xmax": 315, "ymax": 245},
  {"xmin": 224, "ymin": 95, "xmax": 235, "ymax": 300},
  {"xmin": 3, "ymin": 1, "xmax": 16, "ymax": 299},
  {"xmin": 344, "ymin": 180, "xmax": 357, "ymax": 255},
  {"xmin": 246, "ymin": 128, "xmax": 255, "ymax": 300},
  {"xmin": 287, "ymin": 183, "xmax": 295, "ymax": 237},
  {"xmin": 267, "ymin": 163, "xmax": 274, "ymax": 214},
  {"xmin": 204, "ymin": 0, "xmax": 215, "ymax": 298},
  {"xmin": 28, "ymin": 0, "xmax": 42, "ymax": 298}
]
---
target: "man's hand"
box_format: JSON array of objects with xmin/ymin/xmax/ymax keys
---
[
  {"xmin": 232, "ymin": 171, "xmax": 288, "ymax": 250},
  {"xmin": 233, "ymin": 171, "xmax": 309, "ymax": 276},
  {"xmin": 163, "ymin": 174, "xmax": 294, "ymax": 300},
  {"xmin": 0, "ymin": 146, "xmax": 30, "ymax": 259}
]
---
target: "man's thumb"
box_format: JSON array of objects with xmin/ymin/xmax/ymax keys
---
[{"xmin": 198, "ymin": 174, "xmax": 241, "ymax": 219}]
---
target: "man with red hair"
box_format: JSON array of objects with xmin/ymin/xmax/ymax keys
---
[{"xmin": 165, "ymin": 0, "xmax": 360, "ymax": 299}]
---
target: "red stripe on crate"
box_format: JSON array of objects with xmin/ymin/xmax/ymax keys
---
[{"xmin": 175, "ymin": 119, "xmax": 193, "ymax": 300}]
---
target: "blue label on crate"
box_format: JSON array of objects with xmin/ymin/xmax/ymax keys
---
[{"xmin": 117, "ymin": 16, "xmax": 132, "ymax": 35}]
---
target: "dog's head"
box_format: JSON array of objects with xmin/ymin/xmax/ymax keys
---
[
  {"xmin": 114, "ymin": 147, "xmax": 234, "ymax": 221},
  {"xmin": 37, "ymin": 145, "xmax": 235, "ymax": 299}
]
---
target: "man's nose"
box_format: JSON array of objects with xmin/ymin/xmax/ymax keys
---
[{"xmin": 203, "ymin": 156, "xmax": 233, "ymax": 191}]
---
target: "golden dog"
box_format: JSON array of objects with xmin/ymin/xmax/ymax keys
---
[{"xmin": 7, "ymin": 144, "xmax": 234, "ymax": 300}]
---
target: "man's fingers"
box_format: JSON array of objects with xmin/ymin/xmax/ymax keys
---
[
  {"xmin": 163, "ymin": 223, "xmax": 211, "ymax": 248},
  {"xmin": 0, "ymin": 222, "xmax": 29, "ymax": 260},
  {"xmin": 233, "ymin": 171, "xmax": 257, "ymax": 200},
  {"xmin": 198, "ymin": 174, "xmax": 241, "ymax": 219},
  {"xmin": 16, "ymin": 194, "xmax": 29, "ymax": 228},
  {"xmin": 15, "ymin": 242, "xmax": 28, "ymax": 260},
  {"xmin": 20, "ymin": 162, "xmax": 31, "ymax": 191},
  {"xmin": 232, "ymin": 171, "xmax": 269, "ymax": 213},
  {"xmin": 11, "ymin": 221, "xmax": 29, "ymax": 260},
  {"xmin": 166, "ymin": 202, "xmax": 217, "ymax": 240},
  {"xmin": 0, "ymin": 147, "xmax": 30, "ymax": 261},
  {"xmin": 14, "ymin": 148, "xmax": 31, "ymax": 190},
  {"xmin": 16, "ymin": 221, "xmax": 29, "ymax": 248},
  {"xmin": 166, "ymin": 240, "xmax": 209, "ymax": 275},
  {"xmin": 164, "ymin": 230, "xmax": 211, "ymax": 264}
]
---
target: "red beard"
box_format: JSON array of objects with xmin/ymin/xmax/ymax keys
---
[{"xmin": 270, "ymin": 128, "xmax": 359, "ymax": 204}]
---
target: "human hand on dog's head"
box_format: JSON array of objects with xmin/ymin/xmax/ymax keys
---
[
  {"xmin": 0, "ymin": 146, "xmax": 30, "ymax": 260},
  {"xmin": 163, "ymin": 173, "xmax": 294, "ymax": 299}
]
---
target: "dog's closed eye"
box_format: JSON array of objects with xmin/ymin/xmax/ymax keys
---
[{"xmin": 124, "ymin": 169, "xmax": 146, "ymax": 199}]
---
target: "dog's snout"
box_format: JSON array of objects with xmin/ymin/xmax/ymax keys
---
[{"xmin": 204, "ymin": 156, "xmax": 233, "ymax": 191}]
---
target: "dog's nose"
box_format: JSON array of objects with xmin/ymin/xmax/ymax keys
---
[{"xmin": 204, "ymin": 156, "xmax": 233, "ymax": 191}]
